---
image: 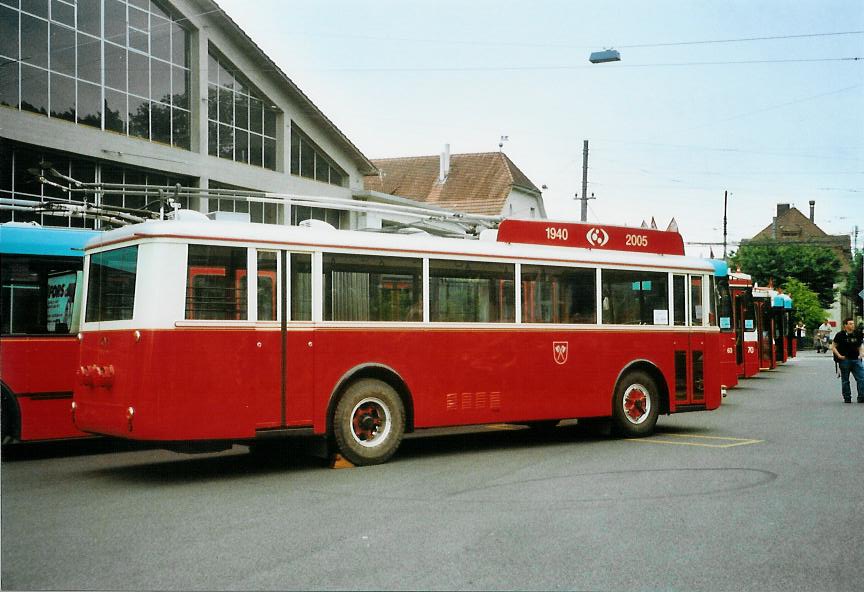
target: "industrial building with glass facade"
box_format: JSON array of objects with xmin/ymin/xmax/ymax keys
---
[{"xmin": 0, "ymin": 0, "xmax": 377, "ymax": 229}]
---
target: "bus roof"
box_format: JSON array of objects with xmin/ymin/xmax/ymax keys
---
[
  {"xmin": 85, "ymin": 219, "xmax": 715, "ymax": 272},
  {"xmin": 0, "ymin": 223, "xmax": 100, "ymax": 257}
]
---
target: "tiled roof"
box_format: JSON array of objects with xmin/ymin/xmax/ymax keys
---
[
  {"xmin": 363, "ymin": 152, "xmax": 541, "ymax": 216},
  {"xmin": 752, "ymin": 207, "xmax": 827, "ymax": 240}
]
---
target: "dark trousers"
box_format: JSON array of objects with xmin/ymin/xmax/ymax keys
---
[{"xmin": 838, "ymin": 359, "xmax": 864, "ymax": 401}]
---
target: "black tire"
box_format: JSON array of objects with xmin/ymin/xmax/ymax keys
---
[
  {"xmin": 332, "ymin": 378, "xmax": 405, "ymax": 466},
  {"xmin": 1, "ymin": 387, "xmax": 19, "ymax": 445},
  {"xmin": 611, "ymin": 370, "xmax": 660, "ymax": 437}
]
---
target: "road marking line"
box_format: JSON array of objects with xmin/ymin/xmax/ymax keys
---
[
  {"xmin": 663, "ymin": 434, "xmax": 758, "ymax": 442},
  {"xmin": 627, "ymin": 434, "xmax": 763, "ymax": 448}
]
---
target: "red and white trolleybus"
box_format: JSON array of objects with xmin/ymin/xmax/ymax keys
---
[{"xmin": 73, "ymin": 216, "xmax": 723, "ymax": 465}]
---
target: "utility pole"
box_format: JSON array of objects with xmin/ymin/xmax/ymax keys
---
[
  {"xmin": 723, "ymin": 190, "xmax": 728, "ymax": 259},
  {"xmin": 580, "ymin": 140, "xmax": 589, "ymax": 222}
]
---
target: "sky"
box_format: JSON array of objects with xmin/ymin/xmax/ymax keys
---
[{"xmin": 217, "ymin": 0, "xmax": 863, "ymax": 256}]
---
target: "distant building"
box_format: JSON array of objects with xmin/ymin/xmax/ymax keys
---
[
  {"xmin": 742, "ymin": 202, "xmax": 854, "ymax": 322},
  {"xmin": 362, "ymin": 149, "xmax": 546, "ymax": 220}
]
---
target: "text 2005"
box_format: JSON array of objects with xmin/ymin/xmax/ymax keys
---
[{"xmin": 625, "ymin": 234, "xmax": 649, "ymax": 247}]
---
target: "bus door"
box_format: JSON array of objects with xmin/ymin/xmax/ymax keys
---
[
  {"xmin": 773, "ymin": 305, "xmax": 787, "ymax": 364},
  {"xmin": 283, "ymin": 252, "xmax": 314, "ymax": 427},
  {"xmin": 672, "ymin": 274, "xmax": 706, "ymax": 407},
  {"xmin": 732, "ymin": 290, "xmax": 745, "ymax": 374},
  {"xmin": 738, "ymin": 293, "xmax": 759, "ymax": 377},
  {"xmin": 757, "ymin": 300, "xmax": 775, "ymax": 370}
]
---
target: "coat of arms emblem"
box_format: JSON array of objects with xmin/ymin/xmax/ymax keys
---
[{"xmin": 553, "ymin": 341, "xmax": 568, "ymax": 365}]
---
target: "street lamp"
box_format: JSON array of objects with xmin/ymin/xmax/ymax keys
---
[{"xmin": 589, "ymin": 49, "xmax": 621, "ymax": 64}]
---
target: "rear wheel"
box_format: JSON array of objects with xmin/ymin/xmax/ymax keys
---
[
  {"xmin": 611, "ymin": 370, "xmax": 659, "ymax": 437},
  {"xmin": 1, "ymin": 387, "xmax": 19, "ymax": 445},
  {"xmin": 333, "ymin": 379, "xmax": 405, "ymax": 466}
]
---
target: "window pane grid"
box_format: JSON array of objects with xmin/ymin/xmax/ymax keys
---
[
  {"xmin": 1, "ymin": 0, "xmax": 190, "ymax": 149},
  {"xmin": 207, "ymin": 48, "xmax": 279, "ymax": 171},
  {"xmin": 290, "ymin": 123, "xmax": 347, "ymax": 187}
]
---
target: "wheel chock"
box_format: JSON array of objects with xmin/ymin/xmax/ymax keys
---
[{"xmin": 330, "ymin": 453, "xmax": 356, "ymax": 469}]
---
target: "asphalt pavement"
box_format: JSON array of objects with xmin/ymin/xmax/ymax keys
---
[{"xmin": 2, "ymin": 349, "xmax": 863, "ymax": 591}]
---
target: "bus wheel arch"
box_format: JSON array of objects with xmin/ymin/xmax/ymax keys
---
[
  {"xmin": 1, "ymin": 383, "xmax": 21, "ymax": 444},
  {"xmin": 611, "ymin": 361, "xmax": 667, "ymax": 437},
  {"xmin": 327, "ymin": 365, "xmax": 413, "ymax": 466}
]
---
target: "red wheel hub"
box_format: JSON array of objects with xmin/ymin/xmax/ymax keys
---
[
  {"xmin": 352, "ymin": 404, "xmax": 382, "ymax": 442},
  {"xmin": 624, "ymin": 388, "xmax": 648, "ymax": 421}
]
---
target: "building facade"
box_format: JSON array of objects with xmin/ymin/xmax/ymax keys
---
[
  {"xmin": 1, "ymin": 0, "xmax": 377, "ymax": 229},
  {"xmin": 743, "ymin": 202, "xmax": 855, "ymax": 324}
]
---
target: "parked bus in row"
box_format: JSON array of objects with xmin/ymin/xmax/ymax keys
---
[
  {"xmin": 1, "ymin": 223, "xmax": 99, "ymax": 443},
  {"xmin": 754, "ymin": 286, "xmax": 774, "ymax": 371},
  {"xmin": 730, "ymin": 271, "xmax": 760, "ymax": 378},
  {"xmin": 775, "ymin": 292, "xmax": 795, "ymax": 362},
  {"xmin": 710, "ymin": 259, "xmax": 738, "ymax": 391},
  {"xmin": 73, "ymin": 216, "xmax": 723, "ymax": 465}
]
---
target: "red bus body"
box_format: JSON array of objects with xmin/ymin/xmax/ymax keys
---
[
  {"xmin": 2, "ymin": 337, "xmax": 90, "ymax": 440},
  {"xmin": 73, "ymin": 219, "xmax": 722, "ymax": 460},
  {"xmin": 1, "ymin": 224, "xmax": 99, "ymax": 443},
  {"xmin": 75, "ymin": 327, "xmax": 721, "ymax": 441},
  {"xmin": 719, "ymin": 331, "xmax": 738, "ymax": 390}
]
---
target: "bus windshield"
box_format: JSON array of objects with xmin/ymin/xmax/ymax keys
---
[
  {"xmin": 715, "ymin": 276, "xmax": 732, "ymax": 332},
  {"xmin": 1, "ymin": 255, "xmax": 83, "ymax": 335},
  {"xmin": 85, "ymin": 246, "xmax": 139, "ymax": 322}
]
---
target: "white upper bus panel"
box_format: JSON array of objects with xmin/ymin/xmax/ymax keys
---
[{"xmin": 84, "ymin": 219, "xmax": 713, "ymax": 272}]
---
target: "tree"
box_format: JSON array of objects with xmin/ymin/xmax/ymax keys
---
[
  {"xmin": 843, "ymin": 250, "xmax": 863, "ymax": 317},
  {"xmin": 783, "ymin": 278, "xmax": 827, "ymax": 335},
  {"xmin": 729, "ymin": 243, "xmax": 840, "ymax": 308}
]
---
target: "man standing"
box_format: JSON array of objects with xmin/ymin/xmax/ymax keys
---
[{"xmin": 830, "ymin": 318, "xmax": 864, "ymax": 403}]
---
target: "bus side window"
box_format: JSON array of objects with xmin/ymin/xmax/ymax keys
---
[
  {"xmin": 186, "ymin": 245, "xmax": 247, "ymax": 320},
  {"xmin": 690, "ymin": 275, "xmax": 704, "ymax": 326},
  {"xmin": 673, "ymin": 274, "xmax": 686, "ymax": 326},
  {"xmin": 521, "ymin": 264, "xmax": 595, "ymax": 324},
  {"xmin": 601, "ymin": 269, "xmax": 669, "ymax": 325},
  {"xmin": 290, "ymin": 253, "xmax": 312, "ymax": 321},
  {"xmin": 257, "ymin": 251, "xmax": 277, "ymax": 321},
  {"xmin": 322, "ymin": 253, "xmax": 422, "ymax": 322},
  {"xmin": 429, "ymin": 259, "xmax": 515, "ymax": 323}
]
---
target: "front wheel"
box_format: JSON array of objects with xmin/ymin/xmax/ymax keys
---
[
  {"xmin": 332, "ymin": 379, "xmax": 405, "ymax": 466},
  {"xmin": 611, "ymin": 370, "xmax": 660, "ymax": 437}
]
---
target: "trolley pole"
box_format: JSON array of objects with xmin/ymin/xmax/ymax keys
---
[
  {"xmin": 723, "ymin": 190, "xmax": 728, "ymax": 259},
  {"xmin": 580, "ymin": 140, "xmax": 589, "ymax": 222}
]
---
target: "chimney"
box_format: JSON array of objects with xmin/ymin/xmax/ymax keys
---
[
  {"xmin": 777, "ymin": 203, "xmax": 790, "ymax": 217},
  {"xmin": 438, "ymin": 143, "xmax": 450, "ymax": 182},
  {"xmin": 809, "ymin": 200, "xmax": 815, "ymax": 222}
]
